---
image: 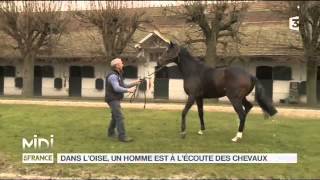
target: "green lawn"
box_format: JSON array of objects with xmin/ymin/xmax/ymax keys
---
[{"xmin": 0, "ymin": 104, "xmax": 319, "ymax": 179}]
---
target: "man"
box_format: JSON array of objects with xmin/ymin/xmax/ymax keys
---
[{"xmin": 105, "ymin": 58, "xmax": 141, "ymax": 142}]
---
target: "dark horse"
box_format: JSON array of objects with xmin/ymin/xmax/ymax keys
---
[{"xmin": 158, "ymin": 42, "xmax": 277, "ymax": 142}]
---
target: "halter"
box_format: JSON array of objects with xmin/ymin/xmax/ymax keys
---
[
  {"xmin": 163, "ymin": 45, "xmax": 181, "ymax": 64},
  {"xmin": 128, "ymin": 45, "xmax": 181, "ymax": 108}
]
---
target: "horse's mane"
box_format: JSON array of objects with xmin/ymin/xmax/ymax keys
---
[
  {"xmin": 179, "ymin": 46, "xmax": 228, "ymax": 70},
  {"xmin": 179, "ymin": 47, "xmax": 206, "ymax": 66}
]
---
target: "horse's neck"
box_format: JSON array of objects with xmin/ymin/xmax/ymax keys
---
[{"xmin": 176, "ymin": 50, "xmax": 199, "ymax": 78}]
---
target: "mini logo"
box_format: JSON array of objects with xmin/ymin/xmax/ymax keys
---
[{"xmin": 22, "ymin": 134, "xmax": 54, "ymax": 150}]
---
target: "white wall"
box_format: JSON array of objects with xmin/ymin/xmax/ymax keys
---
[
  {"xmin": 247, "ymin": 61, "xmax": 306, "ymax": 103},
  {"xmin": 41, "ymin": 78, "xmax": 68, "ymax": 96},
  {"xmin": 81, "ymin": 78, "xmax": 104, "ymax": 97},
  {"xmin": 135, "ymin": 61, "xmax": 158, "ymax": 99},
  {"xmin": 34, "ymin": 62, "xmax": 69, "ymax": 97},
  {"xmin": 169, "ymin": 79, "xmax": 188, "ymax": 100},
  {"xmin": 0, "ymin": 58, "xmax": 311, "ymax": 103},
  {"xmin": 273, "ymin": 80, "xmax": 290, "ymax": 103},
  {"xmin": 3, "ymin": 77, "xmax": 22, "ymax": 95},
  {"xmin": 1, "ymin": 62, "xmax": 23, "ymax": 95},
  {"xmin": 51, "ymin": 63, "xmax": 106, "ymax": 97}
]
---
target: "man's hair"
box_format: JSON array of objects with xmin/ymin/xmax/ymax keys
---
[{"xmin": 110, "ymin": 58, "xmax": 122, "ymax": 67}]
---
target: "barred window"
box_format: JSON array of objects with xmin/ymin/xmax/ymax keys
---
[
  {"xmin": 81, "ymin": 66, "xmax": 94, "ymax": 78},
  {"xmin": 3, "ymin": 66, "xmax": 15, "ymax": 77},
  {"xmin": 54, "ymin": 78, "xmax": 62, "ymax": 89},
  {"xmin": 299, "ymin": 81, "xmax": 306, "ymax": 95},
  {"xmin": 15, "ymin": 77, "xmax": 23, "ymax": 88},
  {"xmin": 95, "ymin": 78, "xmax": 104, "ymax": 90},
  {"xmin": 155, "ymin": 66, "xmax": 168, "ymax": 78},
  {"xmin": 256, "ymin": 66, "xmax": 272, "ymax": 80},
  {"xmin": 42, "ymin": 65, "xmax": 54, "ymax": 77},
  {"xmin": 273, "ymin": 66, "xmax": 292, "ymax": 80},
  {"xmin": 123, "ymin": 65, "xmax": 138, "ymax": 78},
  {"xmin": 168, "ymin": 65, "xmax": 182, "ymax": 79}
]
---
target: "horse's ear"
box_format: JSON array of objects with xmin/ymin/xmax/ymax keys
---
[{"xmin": 169, "ymin": 41, "xmax": 174, "ymax": 47}]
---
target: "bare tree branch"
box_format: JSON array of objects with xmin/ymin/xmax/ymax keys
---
[
  {"xmin": 0, "ymin": 1, "xmax": 69, "ymax": 96},
  {"xmin": 164, "ymin": 1, "xmax": 248, "ymax": 66},
  {"xmin": 185, "ymin": 38, "xmax": 206, "ymax": 44},
  {"xmin": 74, "ymin": 1, "xmax": 152, "ymax": 62}
]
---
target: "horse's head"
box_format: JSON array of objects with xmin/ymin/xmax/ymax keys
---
[{"xmin": 158, "ymin": 41, "xmax": 180, "ymax": 66}]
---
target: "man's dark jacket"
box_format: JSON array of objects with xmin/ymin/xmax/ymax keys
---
[{"xmin": 105, "ymin": 70, "xmax": 125, "ymax": 103}]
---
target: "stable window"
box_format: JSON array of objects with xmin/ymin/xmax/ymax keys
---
[
  {"xmin": 95, "ymin": 78, "xmax": 104, "ymax": 90},
  {"xmin": 256, "ymin": 66, "xmax": 272, "ymax": 80},
  {"xmin": 81, "ymin": 66, "xmax": 94, "ymax": 78},
  {"xmin": 42, "ymin": 65, "xmax": 54, "ymax": 77},
  {"xmin": 4, "ymin": 66, "xmax": 15, "ymax": 77},
  {"xmin": 168, "ymin": 65, "xmax": 182, "ymax": 79},
  {"xmin": 123, "ymin": 65, "xmax": 138, "ymax": 78},
  {"xmin": 155, "ymin": 66, "xmax": 168, "ymax": 78},
  {"xmin": 15, "ymin": 77, "xmax": 23, "ymax": 88},
  {"xmin": 54, "ymin": 78, "xmax": 62, "ymax": 89},
  {"xmin": 299, "ymin": 81, "xmax": 306, "ymax": 95},
  {"xmin": 273, "ymin": 66, "xmax": 292, "ymax": 80}
]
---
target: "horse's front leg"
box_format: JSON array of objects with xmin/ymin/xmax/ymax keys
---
[
  {"xmin": 181, "ymin": 96, "xmax": 195, "ymax": 138},
  {"xmin": 196, "ymin": 97, "xmax": 205, "ymax": 135}
]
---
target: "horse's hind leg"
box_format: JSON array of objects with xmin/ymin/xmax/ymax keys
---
[
  {"xmin": 196, "ymin": 98, "xmax": 205, "ymax": 135},
  {"xmin": 181, "ymin": 96, "xmax": 195, "ymax": 138},
  {"xmin": 242, "ymin": 97, "xmax": 253, "ymax": 116},
  {"xmin": 228, "ymin": 97, "xmax": 247, "ymax": 142}
]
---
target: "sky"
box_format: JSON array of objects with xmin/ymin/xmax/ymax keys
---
[
  {"xmin": 1, "ymin": 1, "xmax": 238, "ymax": 12},
  {"xmin": 64, "ymin": 1, "xmax": 183, "ymax": 11},
  {"xmin": 0, "ymin": 1, "xmax": 183, "ymax": 12}
]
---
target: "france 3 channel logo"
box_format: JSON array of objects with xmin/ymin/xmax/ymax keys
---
[{"xmin": 22, "ymin": 134, "xmax": 54, "ymax": 163}]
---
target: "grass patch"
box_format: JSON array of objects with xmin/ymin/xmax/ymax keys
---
[{"xmin": 0, "ymin": 104, "xmax": 319, "ymax": 179}]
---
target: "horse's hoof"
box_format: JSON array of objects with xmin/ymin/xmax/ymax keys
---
[
  {"xmin": 232, "ymin": 132, "xmax": 243, "ymax": 142},
  {"xmin": 197, "ymin": 130, "xmax": 204, "ymax": 135},
  {"xmin": 231, "ymin": 137, "xmax": 241, "ymax": 142},
  {"xmin": 180, "ymin": 131, "xmax": 186, "ymax": 139},
  {"xmin": 263, "ymin": 113, "xmax": 270, "ymax": 119}
]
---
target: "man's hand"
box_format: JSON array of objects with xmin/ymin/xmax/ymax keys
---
[
  {"xmin": 127, "ymin": 86, "xmax": 136, "ymax": 93},
  {"xmin": 132, "ymin": 79, "xmax": 142, "ymax": 85}
]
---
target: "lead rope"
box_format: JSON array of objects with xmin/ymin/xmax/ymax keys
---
[
  {"xmin": 128, "ymin": 65, "xmax": 167, "ymax": 109},
  {"xmin": 130, "ymin": 46, "xmax": 181, "ymax": 108}
]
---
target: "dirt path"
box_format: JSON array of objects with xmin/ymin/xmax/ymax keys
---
[{"xmin": 0, "ymin": 99, "xmax": 319, "ymax": 119}]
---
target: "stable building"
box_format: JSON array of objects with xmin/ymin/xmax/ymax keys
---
[{"xmin": 0, "ymin": 2, "xmax": 319, "ymax": 103}]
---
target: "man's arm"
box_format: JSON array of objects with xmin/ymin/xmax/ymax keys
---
[
  {"xmin": 123, "ymin": 81, "xmax": 137, "ymax": 88},
  {"xmin": 123, "ymin": 79, "xmax": 142, "ymax": 88},
  {"xmin": 108, "ymin": 74, "xmax": 128, "ymax": 93}
]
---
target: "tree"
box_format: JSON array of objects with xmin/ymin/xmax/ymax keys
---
[
  {"xmin": 164, "ymin": 1, "xmax": 248, "ymax": 67},
  {"xmin": 297, "ymin": 2, "xmax": 320, "ymax": 105},
  {"xmin": 0, "ymin": 1, "xmax": 68, "ymax": 97},
  {"xmin": 74, "ymin": 1, "xmax": 151, "ymax": 63},
  {"xmin": 278, "ymin": 1, "xmax": 320, "ymax": 105}
]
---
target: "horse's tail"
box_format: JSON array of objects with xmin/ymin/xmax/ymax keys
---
[{"xmin": 252, "ymin": 76, "xmax": 278, "ymax": 117}]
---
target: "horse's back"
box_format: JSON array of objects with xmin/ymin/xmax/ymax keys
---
[
  {"xmin": 225, "ymin": 67, "xmax": 253, "ymax": 84},
  {"xmin": 200, "ymin": 66, "xmax": 254, "ymax": 98},
  {"xmin": 200, "ymin": 66, "xmax": 227, "ymax": 98}
]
